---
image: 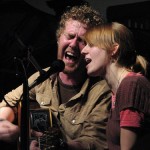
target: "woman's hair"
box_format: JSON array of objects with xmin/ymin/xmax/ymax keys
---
[
  {"xmin": 56, "ymin": 5, "xmax": 104, "ymax": 39},
  {"xmin": 84, "ymin": 22, "xmax": 149, "ymax": 76}
]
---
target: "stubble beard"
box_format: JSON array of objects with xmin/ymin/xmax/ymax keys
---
[{"xmin": 63, "ymin": 60, "xmax": 86, "ymax": 76}]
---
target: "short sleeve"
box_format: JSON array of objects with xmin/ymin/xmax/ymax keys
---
[
  {"xmin": 116, "ymin": 75, "xmax": 150, "ymax": 115},
  {"xmin": 120, "ymin": 108, "xmax": 144, "ymax": 127}
]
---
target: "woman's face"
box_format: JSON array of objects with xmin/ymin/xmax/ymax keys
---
[{"xmin": 81, "ymin": 44, "xmax": 108, "ymax": 77}]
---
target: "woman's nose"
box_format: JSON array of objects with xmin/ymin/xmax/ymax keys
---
[{"xmin": 81, "ymin": 45, "xmax": 87, "ymax": 55}]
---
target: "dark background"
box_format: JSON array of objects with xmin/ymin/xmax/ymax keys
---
[
  {"xmin": 0, "ymin": 0, "xmax": 88, "ymax": 98},
  {"xmin": 0, "ymin": 0, "xmax": 150, "ymax": 99}
]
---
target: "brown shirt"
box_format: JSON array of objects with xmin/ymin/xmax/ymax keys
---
[{"xmin": 0, "ymin": 69, "xmax": 111, "ymax": 150}]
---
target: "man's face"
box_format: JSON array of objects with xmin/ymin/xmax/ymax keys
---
[{"xmin": 57, "ymin": 19, "xmax": 87, "ymax": 74}]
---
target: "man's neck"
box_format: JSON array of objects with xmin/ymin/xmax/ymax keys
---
[{"xmin": 59, "ymin": 72, "xmax": 87, "ymax": 86}]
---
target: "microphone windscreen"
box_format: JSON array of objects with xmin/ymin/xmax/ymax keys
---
[{"xmin": 51, "ymin": 59, "xmax": 65, "ymax": 72}]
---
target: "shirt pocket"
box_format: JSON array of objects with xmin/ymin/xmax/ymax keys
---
[
  {"xmin": 61, "ymin": 111, "xmax": 85, "ymax": 139},
  {"xmin": 36, "ymin": 93, "xmax": 51, "ymax": 106},
  {"xmin": 64, "ymin": 110, "xmax": 85, "ymax": 125}
]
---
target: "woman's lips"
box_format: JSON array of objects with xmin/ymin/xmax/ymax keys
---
[{"xmin": 85, "ymin": 58, "xmax": 91, "ymax": 64}]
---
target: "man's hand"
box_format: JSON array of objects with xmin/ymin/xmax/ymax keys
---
[
  {"xmin": 31, "ymin": 129, "xmax": 43, "ymax": 137},
  {"xmin": 30, "ymin": 140, "xmax": 40, "ymax": 150},
  {"xmin": 0, "ymin": 119, "xmax": 20, "ymax": 142}
]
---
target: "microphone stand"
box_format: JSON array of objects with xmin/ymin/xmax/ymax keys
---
[
  {"xmin": 20, "ymin": 59, "xmax": 29, "ymax": 150},
  {"xmin": 15, "ymin": 46, "xmax": 45, "ymax": 150},
  {"xmin": 14, "ymin": 34, "xmax": 64, "ymax": 150}
]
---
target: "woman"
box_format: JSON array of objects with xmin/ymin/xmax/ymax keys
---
[{"xmin": 81, "ymin": 22, "xmax": 150, "ymax": 150}]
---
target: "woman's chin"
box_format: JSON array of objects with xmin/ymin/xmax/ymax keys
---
[{"xmin": 87, "ymin": 71, "xmax": 99, "ymax": 77}]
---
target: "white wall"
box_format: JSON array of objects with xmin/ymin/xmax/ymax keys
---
[{"xmin": 86, "ymin": 0, "xmax": 149, "ymax": 20}]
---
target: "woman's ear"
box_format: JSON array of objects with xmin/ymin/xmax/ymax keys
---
[{"xmin": 111, "ymin": 43, "xmax": 119, "ymax": 56}]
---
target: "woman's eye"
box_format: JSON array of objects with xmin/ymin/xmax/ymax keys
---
[
  {"xmin": 88, "ymin": 43, "xmax": 93, "ymax": 47},
  {"xmin": 78, "ymin": 39, "xmax": 86, "ymax": 45}
]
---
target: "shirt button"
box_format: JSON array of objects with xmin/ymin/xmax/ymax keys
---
[
  {"xmin": 72, "ymin": 119, "xmax": 75, "ymax": 124},
  {"xmin": 41, "ymin": 101, "xmax": 44, "ymax": 105}
]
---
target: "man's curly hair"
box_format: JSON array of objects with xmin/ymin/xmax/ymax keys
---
[{"xmin": 56, "ymin": 5, "xmax": 104, "ymax": 39}]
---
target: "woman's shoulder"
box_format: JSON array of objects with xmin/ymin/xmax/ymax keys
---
[
  {"xmin": 122, "ymin": 72, "xmax": 149, "ymax": 87},
  {"xmin": 117, "ymin": 72, "xmax": 150, "ymax": 115}
]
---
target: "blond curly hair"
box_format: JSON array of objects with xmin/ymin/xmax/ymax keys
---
[{"xmin": 56, "ymin": 5, "xmax": 104, "ymax": 39}]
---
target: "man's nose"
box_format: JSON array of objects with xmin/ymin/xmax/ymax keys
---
[{"xmin": 69, "ymin": 38, "xmax": 78, "ymax": 48}]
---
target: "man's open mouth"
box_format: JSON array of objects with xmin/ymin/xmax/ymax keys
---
[{"xmin": 65, "ymin": 51, "xmax": 78, "ymax": 61}]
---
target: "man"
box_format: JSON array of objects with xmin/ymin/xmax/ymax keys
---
[{"xmin": 0, "ymin": 5, "xmax": 111, "ymax": 150}]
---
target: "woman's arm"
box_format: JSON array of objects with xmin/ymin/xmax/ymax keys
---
[{"xmin": 121, "ymin": 127, "xmax": 138, "ymax": 150}]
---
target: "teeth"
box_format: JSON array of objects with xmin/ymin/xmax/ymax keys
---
[
  {"xmin": 67, "ymin": 52, "xmax": 74, "ymax": 56},
  {"xmin": 65, "ymin": 51, "xmax": 77, "ymax": 60}
]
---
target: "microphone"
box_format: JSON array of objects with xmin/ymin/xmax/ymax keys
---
[{"xmin": 29, "ymin": 59, "xmax": 65, "ymax": 90}]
